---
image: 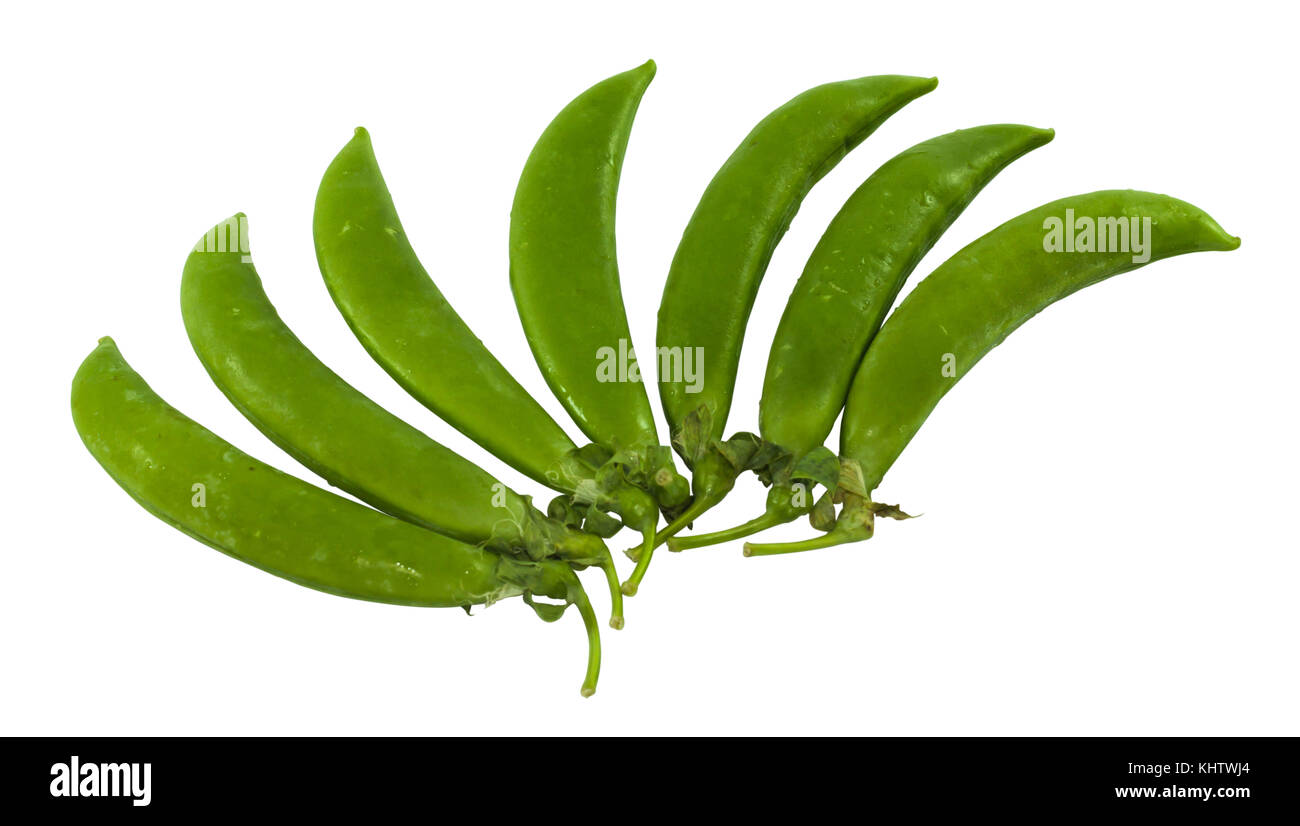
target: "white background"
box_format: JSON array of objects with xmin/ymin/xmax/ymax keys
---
[{"xmin": 3, "ymin": 0, "xmax": 1295, "ymax": 735}]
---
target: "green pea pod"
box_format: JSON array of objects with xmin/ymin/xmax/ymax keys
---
[
  {"xmin": 649, "ymin": 74, "xmax": 938, "ymax": 551},
  {"xmin": 670, "ymin": 124, "xmax": 1055, "ymax": 551},
  {"xmin": 745, "ymin": 190, "xmax": 1240, "ymax": 556},
  {"xmin": 657, "ymin": 74, "xmax": 938, "ymax": 442},
  {"xmin": 508, "ymin": 61, "xmax": 689, "ymax": 593},
  {"xmin": 181, "ymin": 216, "xmax": 625, "ymax": 629},
  {"xmin": 509, "ymin": 60, "xmax": 679, "ymax": 473},
  {"xmin": 71, "ymin": 337, "xmax": 600, "ymax": 696},
  {"xmin": 315, "ymin": 128, "xmax": 575, "ymax": 487},
  {"xmin": 314, "ymin": 128, "xmax": 661, "ymax": 550}
]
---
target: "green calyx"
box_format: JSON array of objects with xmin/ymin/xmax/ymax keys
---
[
  {"xmin": 547, "ymin": 441, "xmax": 685, "ymax": 600},
  {"xmin": 615, "ymin": 442, "xmax": 692, "ymax": 514},
  {"xmin": 483, "ymin": 498, "xmax": 624, "ymax": 630},
  {"xmin": 647, "ymin": 454, "xmax": 692, "ymax": 510},
  {"xmin": 663, "ymin": 417, "xmax": 842, "ymax": 551},
  {"xmin": 614, "ymin": 441, "xmax": 739, "ymax": 595},
  {"xmin": 550, "ymin": 441, "xmax": 684, "ymax": 528},
  {"xmin": 484, "ymin": 493, "xmax": 613, "ymax": 560},
  {"xmin": 498, "ymin": 558, "xmax": 601, "ymax": 697},
  {"xmin": 625, "ymin": 406, "xmax": 777, "ymax": 565},
  {"xmin": 742, "ymin": 458, "xmax": 914, "ymax": 556}
]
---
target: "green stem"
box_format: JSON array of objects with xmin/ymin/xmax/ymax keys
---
[
  {"xmin": 555, "ymin": 530, "xmax": 624, "ymax": 630},
  {"xmin": 744, "ymin": 492, "xmax": 886, "ymax": 556},
  {"xmin": 624, "ymin": 490, "xmax": 725, "ymax": 562},
  {"xmin": 620, "ymin": 527, "xmax": 658, "ymax": 597},
  {"xmin": 743, "ymin": 528, "xmax": 863, "ymax": 556},
  {"xmin": 597, "ymin": 555, "xmax": 625, "ymax": 630},
  {"xmin": 566, "ymin": 574, "xmax": 601, "ymax": 698},
  {"xmin": 668, "ymin": 509, "xmax": 790, "ymax": 551},
  {"xmin": 621, "ymin": 451, "xmax": 739, "ymax": 595}
]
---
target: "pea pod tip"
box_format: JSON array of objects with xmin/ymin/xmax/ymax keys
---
[{"xmin": 1203, "ymin": 217, "xmax": 1241, "ymax": 250}]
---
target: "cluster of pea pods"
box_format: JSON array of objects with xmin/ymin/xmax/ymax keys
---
[{"xmin": 71, "ymin": 61, "xmax": 1239, "ymax": 696}]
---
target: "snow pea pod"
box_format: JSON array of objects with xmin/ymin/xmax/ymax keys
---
[
  {"xmin": 745, "ymin": 190, "xmax": 1240, "ymax": 555},
  {"xmin": 314, "ymin": 128, "xmax": 660, "ymax": 549},
  {"xmin": 509, "ymin": 60, "xmax": 655, "ymax": 449},
  {"xmin": 648, "ymin": 74, "xmax": 938, "ymax": 551},
  {"xmin": 509, "ymin": 61, "xmax": 688, "ymax": 595},
  {"xmin": 506, "ymin": 64, "xmax": 691, "ymax": 595},
  {"xmin": 509, "ymin": 62, "xmax": 680, "ymax": 478},
  {"xmin": 181, "ymin": 216, "xmax": 625, "ymax": 628},
  {"xmin": 670, "ymin": 124, "xmax": 1055, "ymax": 551},
  {"xmin": 657, "ymin": 74, "xmax": 938, "ymax": 444},
  {"xmin": 71, "ymin": 337, "xmax": 601, "ymax": 696}
]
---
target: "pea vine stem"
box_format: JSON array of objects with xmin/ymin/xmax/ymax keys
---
[
  {"xmin": 667, "ymin": 510, "xmax": 786, "ymax": 551},
  {"xmin": 743, "ymin": 530, "xmax": 860, "ymax": 556},
  {"xmin": 624, "ymin": 489, "xmax": 728, "ymax": 565},
  {"xmin": 620, "ymin": 528, "xmax": 658, "ymax": 597},
  {"xmin": 596, "ymin": 556, "xmax": 625, "ymax": 630},
  {"xmin": 566, "ymin": 575, "xmax": 602, "ymax": 698}
]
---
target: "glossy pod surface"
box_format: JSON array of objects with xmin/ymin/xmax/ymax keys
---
[
  {"xmin": 315, "ymin": 128, "xmax": 580, "ymax": 492},
  {"xmin": 182, "ymin": 219, "xmax": 611, "ymax": 565},
  {"xmin": 182, "ymin": 221, "xmax": 535, "ymax": 542},
  {"xmin": 842, "ymin": 189, "xmax": 1241, "ymax": 493},
  {"xmin": 71, "ymin": 337, "xmax": 517, "ymax": 608},
  {"xmin": 672, "ymin": 125, "xmax": 1055, "ymax": 552},
  {"xmin": 510, "ymin": 60, "xmax": 659, "ymax": 450},
  {"xmin": 657, "ymin": 75, "xmax": 938, "ymax": 446},
  {"xmin": 761, "ymin": 124, "xmax": 1056, "ymax": 458}
]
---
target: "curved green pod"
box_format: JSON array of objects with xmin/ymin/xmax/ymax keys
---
[
  {"xmin": 761, "ymin": 125, "xmax": 1056, "ymax": 456},
  {"xmin": 510, "ymin": 60, "xmax": 660, "ymax": 455},
  {"xmin": 656, "ymin": 74, "xmax": 938, "ymax": 446},
  {"xmin": 647, "ymin": 74, "xmax": 937, "ymax": 553},
  {"xmin": 746, "ymin": 190, "xmax": 1240, "ymax": 556},
  {"xmin": 509, "ymin": 61, "xmax": 687, "ymax": 595},
  {"xmin": 181, "ymin": 217, "xmax": 624, "ymax": 628},
  {"xmin": 71, "ymin": 337, "xmax": 600, "ymax": 695},
  {"xmin": 671, "ymin": 125, "xmax": 1055, "ymax": 551},
  {"xmin": 314, "ymin": 128, "xmax": 661, "ymax": 555},
  {"xmin": 315, "ymin": 127, "xmax": 581, "ymax": 491}
]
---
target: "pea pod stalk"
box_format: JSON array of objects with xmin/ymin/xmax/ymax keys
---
[
  {"xmin": 508, "ymin": 60, "xmax": 690, "ymax": 594},
  {"xmin": 744, "ymin": 190, "xmax": 1241, "ymax": 555},
  {"xmin": 72, "ymin": 338, "xmax": 601, "ymax": 696},
  {"xmin": 314, "ymin": 128, "xmax": 663, "ymax": 556},
  {"xmin": 669, "ymin": 124, "xmax": 1057, "ymax": 551},
  {"xmin": 645, "ymin": 74, "xmax": 939, "ymax": 560},
  {"xmin": 182, "ymin": 217, "xmax": 625, "ymax": 627}
]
